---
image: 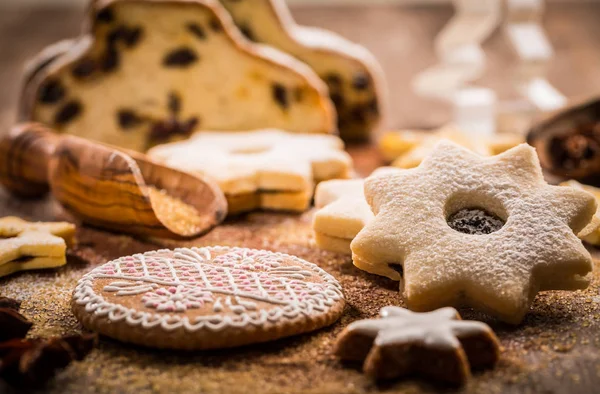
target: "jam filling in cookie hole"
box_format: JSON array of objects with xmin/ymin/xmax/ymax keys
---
[
  {"xmin": 444, "ymin": 192, "xmax": 507, "ymax": 235},
  {"xmin": 447, "ymin": 208, "xmax": 505, "ymax": 235}
]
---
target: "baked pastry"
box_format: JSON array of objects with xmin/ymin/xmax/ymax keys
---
[
  {"xmin": 352, "ymin": 141, "xmax": 597, "ymax": 324},
  {"xmin": 313, "ymin": 167, "xmax": 398, "ymax": 254},
  {"xmin": 0, "ymin": 217, "xmax": 76, "ymax": 278},
  {"xmin": 21, "ymin": 39, "xmax": 76, "ymax": 96},
  {"xmin": 334, "ymin": 306, "xmax": 500, "ymax": 385},
  {"xmin": 72, "ymin": 246, "xmax": 345, "ymax": 349},
  {"xmin": 560, "ymin": 180, "xmax": 600, "ymax": 245},
  {"xmin": 148, "ymin": 129, "xmax": 352, "ymax": 214},
  {"xmin": 219, "ymin": 0, "xmax": 386, "ymax": 141},
  {"xmin": 20, "ymin": 0, "xmax": 336, "ymax": 152},
  {"xmin": 379, "ymin": 124, "xmax": 524, "ymax": 167}
]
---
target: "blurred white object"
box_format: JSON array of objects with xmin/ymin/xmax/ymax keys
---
[
  {"xmin": 506, "ymin": 24, "xmax": 552, "ymax": 62},
  {"xmin": 505, "ymin": 0, "xmax": 566, "ymax": 112},
  {"xmin": 453, "ymin": 88, "xmax": 497, "ymax": 137},
  {"xmin": 413, "ymin": 45, "xmax": 485, "ymax": 100},
  {"xmin": 413, "ymin": 0, "xmax": 565, "ymax": 135},
  {"xmin": 519, "ymin": 78, "xmax": 566, "ymax": 111},
  {"xmin": 413, "ymin": 0, "xmax": 501, "ymax": 133}
]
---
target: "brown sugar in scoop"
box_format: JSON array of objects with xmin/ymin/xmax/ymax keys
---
[{"xmin": 147, "ymin": 186, "xmax": 211, "ymax": 237}]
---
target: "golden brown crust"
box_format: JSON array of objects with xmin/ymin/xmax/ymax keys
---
[
  {"xmin": 72, "ymin": 297, "xmax": 344, "ymax": 350},
  {"xmin": 221, "ymin": 0, "xmax": 386, "ymax": 141}
]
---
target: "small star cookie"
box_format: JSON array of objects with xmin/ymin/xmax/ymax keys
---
[
  {"xmin": 313, "ymin": 167, "xmax": 398, "ymax": 254},
  {"xmin": 379, "ymin": 124, "xmax": 523, "ymax": 167},
  {"xmin": 0, "ymin": 217, "xmax": 75, "ymax": 277},
  {"xmin": 335, "ymin": 306, "xmax": 500, "ymax": 385},
  {"xmin": 351, "ymin": 141, "xmax": 597, "ymax": 324}
]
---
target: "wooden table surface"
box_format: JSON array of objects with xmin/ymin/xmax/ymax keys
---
[{"xmin": 1, "ymin": 3, "xmax": 600, "ymax": 394}]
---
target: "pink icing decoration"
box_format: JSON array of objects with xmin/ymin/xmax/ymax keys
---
[{"xmin": 94, "ymin": 247, "xmax": 343, "ymax": 320}]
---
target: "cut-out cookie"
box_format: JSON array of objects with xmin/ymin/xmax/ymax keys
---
[
  {"xmin": 227, "ymin": 188, "xmax": 313, "ymax": 214},
  {"xmin": 313, "ymin": 167, "xmax": 398, "ymax": 254},
  {"xmin": 351, "ymin": 141, "xmax": 597, "ymax": 324},
  {"xmin": 0, "ymin": 217, "xmax": 76, "ymax": 278},
  {"xmin": 20, "ymin": 0, "xmax": 336, "ymax": 152},
  {"xmin": 219, "ymin": 0, "xmax": 386, "ymax": 141},
  {"xmin": 72, "ymin": 246, "xmax": 345, "ymax": 349},
  {"xmin": 149, "ymin": 129, "xmax": 352, "ymax": 214},
  {"xmin": 335, "ymin": 306, "xmax": 500, "ymax": 385},
  {"xmin": 560, "ymin": 180, "xmax": 600, "ymax": 245},
  {"xmin": 379, "ymin": 124, "xmax": 523, "ymax": 167}
]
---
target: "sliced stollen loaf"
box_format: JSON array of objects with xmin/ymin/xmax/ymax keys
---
[
  {"xmin": 20, "ymin": 0, "xmax": 336, "ymax": 152},
  {"xmin": 21, "ymin": 39, "xmax": 77, "ymax": 94},
  {"xmin": 219, "ymin": 0, "xmax": 387, "ymax": 141}
]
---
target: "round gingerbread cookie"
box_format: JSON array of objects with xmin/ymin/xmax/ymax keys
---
[{"xmin": 72, "ymin": 246, "xmax": 345, "ymax": 349}]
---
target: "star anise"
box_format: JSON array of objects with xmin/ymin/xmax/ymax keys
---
[
  {"xmin": 0, "ymin": 334, "xmax": 97, "ymax": 388},
  {"xmin": 548, "ymin": 121, "xmax": 600, "ymax": 177},
  {"xmin": 0, "ymin": 296, "xmax": 97, "ymax": 388},
  {"xmin": 0, "ymin": 297, "xmax": 32, "ymax": 342},
  {"xmin": 0, "ymin": 297, "xmax": 21, "ymax": 310},
  {"xmin": 0, "ymin": 309, "xmax": 32, "ymax": 342}
]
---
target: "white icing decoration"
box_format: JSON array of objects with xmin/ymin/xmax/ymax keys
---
[
  {"xmin": 103, "ymin": 281, "xmax": 158, "ymax": 296},
  {"xmin": 348, "ymin": 306, "xmax": 493, "ymax": 351},
  {"xmin": 73, "ymin": 246, "xmax": 344, "ymax": 333},
  {"xmin": 141, "ymin": 285, "xmax": 213, "ymax": 312},
  {"xmin": 213, "ymin": 297, "xmax": 223, "ymax": 313}
]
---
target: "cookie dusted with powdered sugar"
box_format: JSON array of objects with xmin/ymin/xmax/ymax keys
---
[
  {"xmin": 21, "ymin": 0, "xmax": 336, "ymax": 152},
  {"xmin": 72, "ymin": 246, "xmax": 345, "ymax": 349},
  {"xmin": 351, "ymin": 141, "xmax": 598, "ymax": 324},
  {"xmin": 219, "ymin": 0, "xmax": 387, "ymax": 141},
  {"xmin": 148, "ymin": 129, "xmax": 352, "ymax": 215}
]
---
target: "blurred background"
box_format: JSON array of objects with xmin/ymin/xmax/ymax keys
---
[{"xmin": 2, "ymin": 0, "xmax": 600, "ymax": 138}]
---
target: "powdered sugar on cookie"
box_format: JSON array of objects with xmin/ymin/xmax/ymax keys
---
[
  {"xmin": 351, "ymin": 141, "xmax": 597, "ymax": 324},
  {"xmin": 149, "ymin": 129, "xmax": 352, "ymax": 214}
]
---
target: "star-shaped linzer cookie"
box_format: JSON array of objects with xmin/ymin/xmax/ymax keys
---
[
  {"xmin": 351, "ymin": 141, "xmax": 598, "ymax": 324},
  {"xmin": 334, "ymin": 306, "xmax": 500, "ymax": 385},
  {"xmin": 0, "ymin": 217, "xmax": 75, "ymax": 277}
]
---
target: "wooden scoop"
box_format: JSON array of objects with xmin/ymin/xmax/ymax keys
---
[{"xmin": 0, "ymin": 123, "xmax": 227, "ymax": 239}]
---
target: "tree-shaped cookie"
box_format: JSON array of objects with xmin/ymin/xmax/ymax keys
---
[
  {"xmin": 219, "ymin": 0, "xmax": 386, "ymax": 141},
  {"xmin": 20, "ymin": 0, "xmax": 335, "ymax": 151},
  {"xmin": 0, "ymin": 216, "xmax": 75, "ymax": 277},
  {"xmin": 335, "ymin": 306, "xmax": 500, "ymax": 385},
  {"xmin": 351, "ymin": 141, "xmax": 598, "ymax": 324}
]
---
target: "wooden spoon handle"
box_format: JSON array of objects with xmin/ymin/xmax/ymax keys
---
[{"xmin": 0, "ymin": 123, "xmax": 59, "ymax": 197}]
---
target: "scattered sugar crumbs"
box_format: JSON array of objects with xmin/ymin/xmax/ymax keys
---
[{"xmin": 1, "ymin": 210, "xmax": 600, "ymax": 393}]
